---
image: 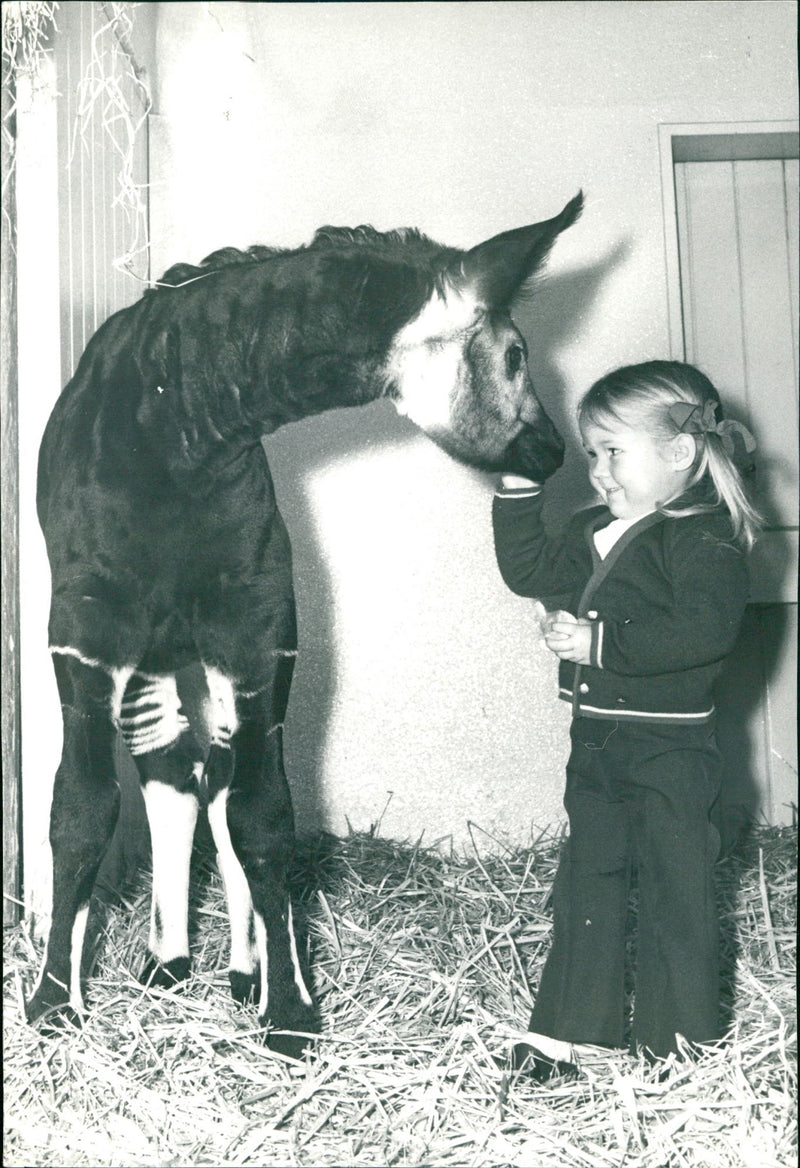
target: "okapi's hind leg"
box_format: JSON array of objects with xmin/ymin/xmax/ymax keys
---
[
  {"xmin": 119, "ymin": 671, "xmax": 202, "ymax": 989},
  {"xmin": 203, "ymin": 665, "xmax": 317, "ymax": 1059},
  {"xmin": 26, "ymin": 652, "xmax": 128, "ymax": 1024},
  {"xmin": 207, "ymin": 784, "xmax": 260, "ymax": 1005}
]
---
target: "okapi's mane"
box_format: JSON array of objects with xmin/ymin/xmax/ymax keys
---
[
  {"xmin": 154, "ymin": 225, "xmax": 460, "ymax": 295},
  {"xmin": 154, "ymin": 244, "xmax": 285, "ymax": 289},
  {"xmin": 311, "ymin": 224, "xmax": 433, "ymax": 251}
]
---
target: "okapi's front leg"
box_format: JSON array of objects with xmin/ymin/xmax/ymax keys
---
[
  {"xmin": 119, "ymin": 671, "xmax": 201, "ymax": 987},
  {"xmin": 27, "ymin": 652, "xmax": 126, "ymax": 1023},
  {"xmin": 203, "ymin": 664, "xmax": 317, "ymax": 1058}
]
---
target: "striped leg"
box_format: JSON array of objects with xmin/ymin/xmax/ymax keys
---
[
  {"xmin": 119, "ymin": 671, "xmax": 201, "ymax": 986},
  {"xmin": 208, "ymin": 785, "xmax": 310, "ymax": 1019},
  {"xmin": 140, "ymin": 778, "xmax": 199, "ymax": 984},
  {"xmin": 27, "ymin": 652, "xmax": 127, "ymax": 1022},
  {"xmin": 207, "ymin": 787, "xmax": 261, "ymax": 1005},
  {"xmin": 203, "ymin": 669, "xmax": 260, "ymax": 999},
  {"xmin": 202, "ymin": 663, "xmax": 316, "ymax": 1057}
]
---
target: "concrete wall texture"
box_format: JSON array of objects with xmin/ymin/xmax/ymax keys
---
[{"xmin": 124, "ymin": 1, "xmax": 799, "ymax": 847}]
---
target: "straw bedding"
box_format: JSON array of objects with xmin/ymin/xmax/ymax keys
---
[{"xmin": 4, "ymin": 821, "xmax": 796, "ymax": 1167}]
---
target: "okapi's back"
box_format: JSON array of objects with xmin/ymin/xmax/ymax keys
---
[{"xmin": 37, "ymin": 300, "xmax": 151, "ymax": 529}]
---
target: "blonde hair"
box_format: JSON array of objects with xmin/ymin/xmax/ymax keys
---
[{"xmin": 578, "ymin": 361, "xmax": 762, "ymax": 549}]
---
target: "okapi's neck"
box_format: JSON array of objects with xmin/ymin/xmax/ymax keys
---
[{"xmin": 137, "ymin": 253, "xmax": 436, "ymax": 474}]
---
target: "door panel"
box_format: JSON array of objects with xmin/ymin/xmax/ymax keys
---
[
  {"xmin": 676, "ymin": 159, "xmax": 799, "ymax": 548},
  {"xmin": 675, "ymin": 153, "xmax": 798, "ymax": 830}
]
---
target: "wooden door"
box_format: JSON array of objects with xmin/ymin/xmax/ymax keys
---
[{"xmin": 673, "ymin": 146, "xmax": 798, "ymax": 834}]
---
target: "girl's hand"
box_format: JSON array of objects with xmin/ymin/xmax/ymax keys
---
[{"xmin": 544, "ymin": 616, "xmax": 593, "ymax": 664}]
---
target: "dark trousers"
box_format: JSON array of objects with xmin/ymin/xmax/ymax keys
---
[{"xmin": 529, "ymin": 716, "xmax": 722, "ymax": 1058}]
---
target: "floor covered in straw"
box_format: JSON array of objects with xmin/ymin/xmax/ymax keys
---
[{"xmin": 4, "ymin": 821, "xmax": 796, "ymax": 1168}]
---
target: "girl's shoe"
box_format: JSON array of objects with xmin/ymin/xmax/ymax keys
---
[{"xmin": 510, "ymin": 1042, "xmax": 581, "ymax": 1082}]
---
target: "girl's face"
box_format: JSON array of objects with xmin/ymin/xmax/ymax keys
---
[{"xmin": 580, "ymin": 418, "xmax": 693, "ymax": 519}]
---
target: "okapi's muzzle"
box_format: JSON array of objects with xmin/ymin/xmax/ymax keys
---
[{"xmin": 504, "ymin": 412, "xmax": 565, "ymax": 482}]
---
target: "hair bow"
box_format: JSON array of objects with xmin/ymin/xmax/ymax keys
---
[{"xmin": 668, "ymin": 399, "xmax": 756, "ymax": 463}]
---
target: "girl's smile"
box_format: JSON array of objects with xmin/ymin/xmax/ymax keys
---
[{"xmin": 580, "ymin": 419, "xmax": 694, "ymax": 519}]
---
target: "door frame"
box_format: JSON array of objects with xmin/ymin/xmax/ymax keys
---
[
  {"xmin": 7, "ymin": 5, "xmax": 153, "ymax": 924},
  {"xmin": 658, "ymin": 119, "xmax": 799, "ymax": 361}
]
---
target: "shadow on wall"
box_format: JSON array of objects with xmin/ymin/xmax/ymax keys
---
[
  {"xmin": 96, "ymin": 245, "xmax": 629, "ymax": 894},
  {"xmin": 263, "ymin": 402, "xmax": 418, "ymax": 832},
  {"xmin": 714, "ymin": 605, "xmax": 793, "ymax": 850},
  {"xmin": 514, "ymin": 238, "xmax": 633, "ymax": 531}
]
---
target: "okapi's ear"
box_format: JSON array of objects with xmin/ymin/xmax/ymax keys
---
[{"xmin": 450, "ymin": 192, "xmax": 583, "ymax": 310}]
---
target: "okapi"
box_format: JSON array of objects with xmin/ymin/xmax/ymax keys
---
[{"xmin": 28, "ymin": 193, "xmax": 582, "ymax": 1056}]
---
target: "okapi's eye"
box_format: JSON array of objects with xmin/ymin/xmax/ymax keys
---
[{"xmin": 506, "ymin": 344, "xmax": 524, "ymax": 378}]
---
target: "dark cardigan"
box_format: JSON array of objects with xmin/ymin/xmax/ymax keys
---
[{"xmin": 492, "ymin": 485, "xmax": 749, "ymax": 724}]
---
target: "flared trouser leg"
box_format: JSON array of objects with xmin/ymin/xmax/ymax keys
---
[
  {"xmin": 630, "ymin": 737, "xmax": 722, "ymax": 1056},
  {"xmin": 529, "ymin": 720, "xmax": 631, "ymax": 1047},
  {"xmin": 529, "ymin": 718, "xmax": 722, "ymax": 1057}
]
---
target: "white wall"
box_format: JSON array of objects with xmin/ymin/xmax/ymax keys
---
[
  {"xmin": 16, "ymin": 0, "xmax": 795, "ymax": 927},
  {"xmin": 146, "ymin": 0, "xmax": 797, "ymax": 848}
]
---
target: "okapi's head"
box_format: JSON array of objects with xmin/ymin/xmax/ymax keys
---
[
  {"xmin": 141, "ymin": 195, "xmax": 582, "ymax": 481},
  {"xmin": 386, "ymin": 193, "xmax": 583, "ymax": 480}
]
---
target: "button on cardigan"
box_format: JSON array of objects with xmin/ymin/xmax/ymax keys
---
[{"xmin": 492, "ymin": 486, "xmax": 749, "ymax": 725}]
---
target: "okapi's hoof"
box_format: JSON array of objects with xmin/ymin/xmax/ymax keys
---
[
  {"xmin": 141, "ymin": 955, "xmax": 191, "ymax": 989},
  {"xmin": 264, "ymin": 1025, "xmax": 316, "ymax": 1061},
  {"xmin": 261, "ymin": 1001, "xmax": 320, "ymax": 1061},
  {"xmin": 36, "ymin": 1004, "xmax": 84, "ymax": 1036},
  {"xmin": 25, "ymin": 975, "xmax": 78, "ymax": 1029},
  {"xmin": 229, "ymin": 968, "xmax": 259, "ymax": 1005}
]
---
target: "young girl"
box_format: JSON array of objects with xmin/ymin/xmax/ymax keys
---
[{"xmin": 492, "ymin": 360, "xmax": 760, "ymax": 1078}]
